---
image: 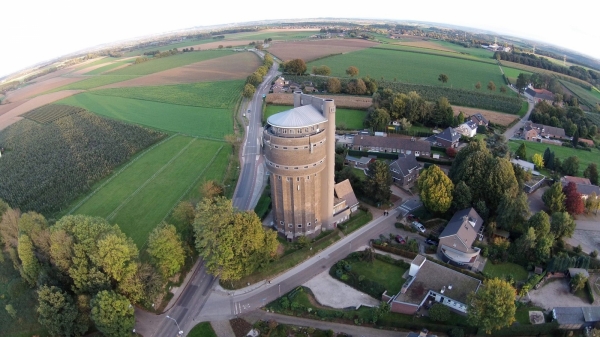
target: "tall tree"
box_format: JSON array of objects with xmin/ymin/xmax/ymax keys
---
[
  {"xmin": 542, "ymin": 182, "xmax": 566, "ymax": 213},
  {"xmin": 194, "ymin": 197, "xmax": 278, "ymax": 281},
  {"xmin": 475, "ymin": 81, "xmax": 481, "ymax": 90},
  {"xmin": 345, "ymin": 66, "xmax": 359, "ymax": 77},
  {"xmin": 585, "ymin": 193, "xmax": 599, "ymax": 215},
  {"xmin": 563, "ymin": 182, "xmax": 584, "ymax": 215},
  {"xmin": 467, "ymin": 278, "xmax": 516, "ymax": 333},
  {"xmin": 418, "ymin": 165, "xmax": 454, "ymax": 213},
  {"xmin": 200, "ymin": 180, "xmax": 224, "ymax": 200},
  {"xmin": 583, "ymin": 163, "xmax": 599, "ymax": 185},
  {"xmin": 91, "ymin": 290, "xmax": 135, "ymax": 337},
  {"xmin": 543, "ymin": 147, "xmax": 552, "ymax": 167},
  {"xmin": 515, "ymin": 143, "xmax": 527, "ymax": 160},
  {"xmin": 327, "ymin": 78, "xmax": 342, "ymax": 94},
  {"xmin": 451, "ymin": 181, "xmax": 472, "ymax": 211},
  {"xmin": 242, "ymin": 83, "xmax": 256, "ymax": 98},
  {"xmin": 516, "ymin": 73, "xmax": 530, "ymax": 94},
  {"xmin": 17, "ymin": 234, "xmax": 40, "ymax": 286},
  {"xmin": 283, "ymin": 59, "xmax": 306, "ymax": 75},
  {"xmin": 365, "ymin": 108, "xmax": 390, "ymax": 131},
  {"xmin": 532, "ymin": 153, "xmax": 544, "ymax": 169},
  {"xmin": 431, "ymin": 97, "xmax": 454, "ymax": 128},
  {"xmin": 550, "ymin": 212, "xmax": 576, "ymax": 240},
  {"xmin": 37, "ymin": 285, "xmax": 87, "ymax": 337},
  {"xmin": 562, "ymin": 156, "xmax": 579, "ymax": 176},
  {"xmin": 365, "ymin": 160, "xmax": 393, "ymax": 204},
  {"xmin": 487, "ymin": 81, "xmax": 496, "ymax": 91},
  {"xmin": 438, "ymin": 74, "xmax": 449, "ymax": 84},
  {"xmin": 147, "ymin": 223, "xmax": 186, "ymax": 278},
  {"xmin": 496, "ymin": 192, "xmax": 530, "ymax": 233}
]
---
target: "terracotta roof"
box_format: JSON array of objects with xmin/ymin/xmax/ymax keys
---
[
  {"xmin": 353, "ymin": 135, "xmax": 431, "ymax": 153},
  {"xmin": 334, "ymin": 179, "xmax": 359, "ymax": 208},
  {"xmin": 267, "ymin": 105, "xmax": 327, "ymax": 128},
  {"xmin": 524, "ymin": 121, "xmax": 566, "ymax": 138}
]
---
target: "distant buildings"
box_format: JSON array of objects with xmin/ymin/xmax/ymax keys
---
[{"xmin": 352, "ymin": 135, "xmax": 431, "ymax": 157}]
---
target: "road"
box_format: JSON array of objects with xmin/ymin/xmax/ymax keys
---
[{"xmin": 503, "ymin": 85, "xmax": 534, "ymax": 140}]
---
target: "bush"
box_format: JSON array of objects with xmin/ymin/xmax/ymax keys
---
[
  {"xmin": 591, "ymin": 250, "xmax": 598, "ymax": 258},
  {"xmin": 448, "ymin": 327, "xmax": 465, "ymax": 337},
  {"xmin": 428, "ymin": 303, "xmax": 450, "ymax": 322}
]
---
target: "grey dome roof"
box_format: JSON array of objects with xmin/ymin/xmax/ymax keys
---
[{"xmin": 267, "ymin": 105, "xmax": 327, "ymax": 128}]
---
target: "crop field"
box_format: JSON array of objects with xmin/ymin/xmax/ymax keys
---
[
  {"xmin": 265, "ymin": 104, "xmax": 366, "ymax": 130},
  {"xmin": 83, "ymin": 59, "xmax": 134, "ymax": 75},
  {"xmin": 395, "ymin": 40, "xmax": 456, "ymax": 53},
  {"xmin": 452, "ymin": 105, "xmax": 519, "ymax": 126},
  {"xmin": 72, "ymin": 57, "xmax": 112, "ymax": 70},
  {"xmin": 268, "ymin": 39, "xmax": 378, "ymax": 62},
  {"xmin": 432, "ymin": 41, "xmax": 496, "ymax": 59},
  {"xmin": 372, "ymin": 44, "xmax": 489, "ymax": 63},
  {"xmin": 70, "ymin": 135, "xmax": 230, "ymax": 247},
  {"xmin": 110, "ymin": 50, "xmax": 232, "ymax": 76},
  {"xmin": 50, "ymin": 75, "xmax": 139, "ymax": 91},
  {"xmin": 586, "ymin": 112, "xmax": 600, "ymax": 128},
  {"xmin": 56, "ymin": 93, "xmax": 234, "ymax": 138},
  {"xmin": 560, "ymin": 80, "xmax": 600, "ymax": 108},
  {"xmin": 123, "ymin": 38, "xmax": 216, "ymax": 57},
  {"xmin": 92, "ymin": 80, "xmax": 243, "ymax": 108},
  {"xmin": 0, "ymin": 107, "xmax": 165, "ymax": 214},
  {"xmin": 307, "ymin": 48, "xmax": 506, "ymax": 91},
  {"xmin": 508, "ymin": 140, "xmax": 600, "ymax": 176},
  {"xmin": 23, "ymin": 104, "xmax": 84, "ymax": 124}
]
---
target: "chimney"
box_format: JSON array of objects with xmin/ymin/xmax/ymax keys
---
[
  {"xmin": 441, "ymin": 286, "xmax": 446, "ymax": 294},
  {"xmin": 448, "ymin": 284, "xmax": 453, "ymax": 290}
]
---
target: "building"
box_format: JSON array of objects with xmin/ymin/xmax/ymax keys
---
[
  {"xmin": 390, "ymin": 153, "xmax": 422, "ymax": 188},
  {"xmin": 468, "ymin": 113, "xmax": 489, "ymax": 127},
  {"xmin": 428, "ymin": 127, "xmax": 461, "ymax": 148},
  {"xmin": 522, "ymin": 121, "xmax": 566, "ymax": 140},
  {"xmin": 437, "ymin": 208, "xmax": 484, "ymax": 267},
  {"xmin": 263, "ymin": 92, "xmax": 357, "ymax": 240},
  {"xmin": 383, "ymin": 255, "xmax": 482, "ymax": 314},
  {"xmin": 344, "ymin": 154, "xmax": 373, "ymax": 169},
  {"xmin": 352, "ymin": 135, "xmax": 431, "ymax": 157},
  {"xmin": 552, "ymin": 307, "xmax": 600, "ymax": 329},
  {"xmin": 456, "ymin": 120, "xmax": 478, "ymax": 138},
  {"xmin": 511, "ymin": 158, "xmax": 535, "ymax": 172},
  {"xmin": 561, "ymin": 176, "xmax": 600, "ymax": 200},
  {"xmin": 525, "ymin": 87, "xmax": 555, "ymax": 104}
]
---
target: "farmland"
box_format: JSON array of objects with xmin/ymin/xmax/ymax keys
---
[
  {"xmin": 224, "ymin": 29, "xmax": 318, "ymax": 41},
  {"xmin": 268, "ymin": 39, "xmax": 378, "ymax": 62},
  {"xmin": 69, "ymin": 135, "xmax": 230, "ymax": 247},
  {"xmin": 508, "ymin": 140, "xmax": 600, "ymax": 176},
  {"xmin": 57, "ymin": 92, "xmax": 235, "ymax": 139},
  {"xmin": 110, "ymin": 50, "xmax": 232, "ymax": 76},
  {"xmin": 452, "ymin": 105, "xmax": 520, "ymax": 126},
  {"xmin": 560, "ymin": 80, "xmax": 600, "ymax": 109},
  {"xmin": 83, "ymin": 59, "xmax": 133, "ymax": 75},
  {"xmin": 265, "ymin": 104, "xmax": 366, "ymax": 130},
  {"xmin": 0, "ymin": 106, "xmax": 165, "ymax": 214},
  {"xmin": 50, "ymin": 75, "xmax": 139, "ymax": 91},
  {"xmin": 372, "ymin": 44, "xmax": 491, "ymax": 63},
  {"xmin": 499, "ymin": 60, "xmax": 592, "ymax": 88},
  {"xmin": 503, "ymin": 66, "xmax": 531, "ymax": 80},
  {"xmin": 306, "ymin": 48, "xmax": 506, "ymax": 91}
]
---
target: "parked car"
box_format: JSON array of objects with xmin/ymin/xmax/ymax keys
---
[
  {"xmin": 395, "ymin": 235, "xmax": 406, "ymax": 244},
  {"xmin": 412, "ymin": 221, "xmax": 426, "ymax": 233},
  {"xmin": 425, "ymin": 239, "xmax": 438, "ymax": 246}
]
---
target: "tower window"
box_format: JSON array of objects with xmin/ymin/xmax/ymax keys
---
[
  {"xmin": 280, "ymin": 221, "xmax": 284, "ymax": 225},
  {"xmin": 297, "ymin": 224, "xmax": 302, "ymax": 228},
  {"xmin": 307, "ymin": 222, "xmax": 311, "ymax": 226},
  {"xmin": 283, "ymin": 147, "xmax": 288, "ymax": 149},
  {"xmin": 307, "ymin": 176, "xmax": 310, "ymax": 180},
  {"xmin": 288, "ymin": 224, "xmax": 292, "ymax": 228},
  {"xmin": 278, "ymin": 176, "xmax": 281, "ymax": 180},
  {"xmin": 297, "ymin": 177, "xmax": 300, "ymax": 182}
]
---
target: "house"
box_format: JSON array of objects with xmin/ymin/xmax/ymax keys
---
[
  {"xmin": 331, "ymin": 179, "xmax": 360, "ymax": 225},
  {"xmin": 456, "ymin": 120, "xmax": 478, "ymax": 138},
  {"xmin": 303, "ymin": 86, "xmax": 317, "ymax": 93},
  {"xmin": 390, "ymin": 153, "xmax": 422, "ymax": 188},
  {"xmin": 522, "ymin": 121, "xmax": 566, "ymax": 140},
  {"xmin": 511, "ymin": 158, "xmax": 535, "ymax": 172},
  {"xmin": 552, "ymin": 307, "xmax": 600, "ymax": 329},
  {"xmin": 579, "ymin": 138, "xmax": 595, "ymax": 147},
  {"xmin": 561, "ymin": 176, "xmax": 600, "ymax": 200},
  {"xmin": 352, "ymin": 135, "xmax": 431, "ymax": 157},
  {"xmin": 344, "ymin": 154, "xmax": 373, "ymax": 169},
  {"xmin": 468, "ymin": 113, "xmax": 489, "ymax": 127},
  {"xmin": 437, "ymin": 208, "xmax": 484, "ymax": 267},
  {"xmin": 382, "ymin": 255, "xmax": 482, "ymax": 314},
  {"xmin": 428, "ymin": 127, "xmax": 461, "ymax": 148},
  {"xmin": 525, "ymin": 87, "xmax": 555, "ymax": 104}
]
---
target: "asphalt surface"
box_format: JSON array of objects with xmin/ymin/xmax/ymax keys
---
[{"xmin": 503, "ymin": 85, "xmax": 534, "ymax": 140}]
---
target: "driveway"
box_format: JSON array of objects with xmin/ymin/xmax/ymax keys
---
[
  {"xmin": 527, "ymin": 278, "xmax": 594, "ymax": 310},
  {"xmin": 527, "ymin": 186, "xmax": 548, "ymax": 214}
]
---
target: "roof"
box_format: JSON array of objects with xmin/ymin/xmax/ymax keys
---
[
  {"xmin": 553, "ymin": 307, "xmax": 600, "ymax": 325},
  {"xmin": 345, "ymin": 155, "xmax": 372, "ymax": 165},
  {"xmin": 390, "ymin": 153, "xmax": 420, "ymax": 178},
  {"xmin": 580, "ymin": 138, "xmax": 595, "ymax": 146},
  {"xmin": 353, "ymin": 135, "xmax": 431, "ymax": 153},
  {"xmin": 525, "ymin": 87, "xmax": 555, "ymax": 101},
  {"xmin": 334, "ymin": 179, "xmax": 359, "ymax": 208},
  {"xmin": 569, "ymin": 268, "xmax": 590, "ymax": 278},
  {"xmin": 462, "ymin": 120, "xmax": 478, "ymax": 130},
  {"xmin": 576, "ymin": 184, "xmax": 600, "ymax": 197},
  {"xmin": 436, "ymin": 127, "xmax": 461, "ymax": 142},
  {"xmin": 511, "ymin": 158, "xmax": 535, "ymax": 171},
  {"xmin": 525, "ymin": 121, "xmax": 566, "ymax": 138},
  {"xmin": 470, "ymin": 113, "xmax": 488, "ymax": 125},
  {"xmin": 563, "ymin": 176, "xmax": 592, "ymax": 185},
  {"xmin": 267, "ymin": 105, "xmax": 327, "ymax": 128},
  {"xmin": 439, "ymin": 208, "xmax": 483, "ymax": 248},
  {"xmin": 395, "ymin": 259, "xmax": 481, "ymax": 305}
]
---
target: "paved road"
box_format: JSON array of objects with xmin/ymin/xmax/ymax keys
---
[{"xmin": 503, "ymin": 85, "xmax": 534, "ymax": 140}]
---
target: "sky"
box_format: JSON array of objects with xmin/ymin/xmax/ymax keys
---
[{"xmin": 1, "ymin": 0, "xmax": 598, "ymax": 79}]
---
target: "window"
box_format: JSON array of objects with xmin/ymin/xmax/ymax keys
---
[
  {"xmin": 307, "ymin": 176, "xmax": 310, "ymax": 180},
  {"xmin": 283, "ymin": 147, "xmax": 288, "ymax": 149},
  {"xmin": 274, "ymin": 145, "xmax": 279, "ymax": 148},
  {"xmin": 278, "ymin": 176, "xmax": 281, "ymax": 180},
  {"xmin": 294, "ymin": 167, "xmax": 299, "ymax": 170},
  {"xmin": 288, "ymin": 224, "xmax": 292, "ymax": 228},
  {"xmin": 297, "ymin": 224, "xmax": 302, "ymax": 228},
  {"xmin": 315, "ymin": 218, "xmax": 318, "ymax": 223},
  {"xmin": 276, "ymin": 165, "xmax": 280, "ymax": 168},
  {"xmin": 280, "ymin": 221, "xmax": 284, "ymax": 225},
  {"xmin": 287, "ymin": 177, "xmax": 291, "ymax": 181},
  {"xmin": 297, "ymin": 177, "xmax": 300, "ymax": 182},
  {"xmin": 307, "ymin": 222, "xmax": 311, "ymax": 226}
]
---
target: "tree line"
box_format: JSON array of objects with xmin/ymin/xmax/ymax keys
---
[
  {"xmin": 243, "ymin": 54, "xmax": 274, "ymax": 98},
  {"xmin": 529, "ymin": 100, "xmax": 598, "ymax": 140}
]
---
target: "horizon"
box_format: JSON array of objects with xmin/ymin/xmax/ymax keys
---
[{"xmin": 1, "ymin": 0, "xmax": 599, "ymax": 79}]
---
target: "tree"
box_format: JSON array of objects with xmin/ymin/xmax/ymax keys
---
[
  {"xmin": 37, "ymin": 285, "xmax": 87, "ymax": 337},
  {"xmin": 194, "ymin": 197, "xmax": 278, "ymax": 281},
  {"xmin": 571, "ymin": 273, "xmax": 588, "ymax": 293},
  {"xmin": 532, "ymin": 153, "xmax": 544, "ymax": 169},
  {"xmin": 516, "ymin": 73, "xmax": 530, "ymax": 94},
  {"xmin": 398, "ymin": 117, "xmax": 411, "ymax": 131},
  {"xmin": 96, "ymin": 233, "xmax": 138, "ymax": 283},
  {"xmin": 283, "ymin": 59, "xmax": 306, "ymax": 75},
  {"xmin": 487, "ymin": 81, "xmax": 496, "ymax": 91},
  {"xmin": 327, "ymin": 78, "xmax": 342, "ymax": 94},
  {"xmin": 543, "ymin": 147, "xmax": 552, "ymax": 168},
  {"xmin": 562, "ymin": 156, "xmax": 579, "ymax": 176},
  {"xmin": 586, "ymin": 193, "xmax": 600, "ymax": 215},
  {"xmin": 246, "ymin": 72, "xmax": 262, "ymax": 86},
  {"xmin": 550, "ymin": 212, "xmax": 576, "ymax": 240},
  {"xmin": 563, "ymin": 182, "xmax": 584, "ymax": 215},
  {"xmin": 5, "ymin": 304, "xmax": 16, "ymax": 319},
  {"xmin": 515, "ymin": 143, "xmax": 527, "ymax": 160},
  {"xmin": 345, "ymin": 78, "xmax": 367, "ymax": 95},
  {"xmin": 418, "ymin": 165, "xmax": 454, "ymax": 213},
  {"xmin": 243, "ymin": 83, "xmax": 256, "ymax": 98},
  {"xmin": 201, "ymin": 180, "xmax": 224, "ymax": 200},
  {"xmin": 584, "ymin": 163, "xmax": 599, "ymax": 185},
  {"xmin": 431, "ymin": 97, "xmax": 454, "ymax": 128},
  {"xmin": 451, "ymin": 181, "xmax": 472, "ymax": 211},
  {"xmin": 312, "ymin": 65, "xmax": 331, "ymax": 76},
  {"xmin": 467, "ymin": 278, "xmax": 516, "ymax": 333},
  {"xmin": 429, "ymin": 303, "xmax": 450, "ymax": 322},
  {"xmin": 542, "ymin": 182, "xmax": 566, "ymax": 213},
  {"xmin": 475, "ymin": 82, "xmax": 481, "ymax": 90},
  {"xmin": 365, "ymin": 108, "xmax": 390, "ymax": 131},
  {"xmin": 91, "ymin": 290, "xmax": 135, "ymax": 337},
  {"xmin": 172, "ymin": 201, "xmax": 195, "ymax": 227},
  {"xmin": 147, "ymin": 223, "xmax": 186, "ymax": 278},
  {"xmin": 496, "ymin": 192, "xmax": 530, "ymax": 232},
  {"xmin": 438, "ymin": 74, "xmax": 449, "ymax": 84},
  {"xmin": 18, "ymin": 234, "xmax": 41, "ymax": 286},
  {"xmin": 365, "ymin": 160, "xmax": 393, "ymax": 204},
  {"xmin": 500, "ymin": 86, "xmax": 507, "ymax": 93},
  {"xmin": 345, "ymin": 66, "xmax": 359, "ymax": 77}
]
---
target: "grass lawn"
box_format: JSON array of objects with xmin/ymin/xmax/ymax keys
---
[
  {"xmin": 123, "ymin": 38, "xmax": 216, "ymax": 57},
  {"xmin": 503, "ymin": 66, "xmax": 531, "ymax": 79},
  {"xmin": 91, "ymin": 80, "xmax": 243, "ymax": 109},
  {"xmin": 515, "ymin": 305, "xmax": 545, "ymax": 324},
  {"xmin": 374, "ymin": 43, "xmax": 492, "ymax": 63},
  {"xmin": 350, "ymin": 258, "xmax": 407, "ymax": 294},
  {"xmin": 265, "ymin": 104, "xmax": 366, "ymax": 130},
  {"xmin": 69, "ymin": 135, "xmax": 230, "ymax": 247},
  {"xmin": 56, "ymin": 93, "xmax": 233, "ymax": 139},
  {"xmin": 307, "ymin": 47, "xmax": 506, "ymax": 92},
  {"xmin": 433, "ymin": 41, "xmax": 496, "ymax": 60},
  {"xmin": 83, "ymin": 59, "xmax": 134, "ymax": 75},
  {"xmin": 188, "ymin": 322, "xmax": 217, "ymax": 337},
  {"xmin": 339, "ymin": 210, "xmax": 372, "ymax": 235},
  {"xmin": 518, "ymin": 101, "xmax": 529, "ymax": 117},
  {"xmin": 72, "ymin": 57, "xmax": 113, "ymax": 70},
  {"xmin": 508, "ymin": 140, "xmax": 600, "ymax": 176},
  {"xmin": 110, "ymin": 50, "xmax": 232, "ymax": 76},
  {"xmin": 483, "ymin": 262, "xmax": 529, "ymax": 282},
  {"xmin": 50, "ymin": 75, "xmax": 139, "ymax": 91}
]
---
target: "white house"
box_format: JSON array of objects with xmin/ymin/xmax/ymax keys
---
[{"xmin": 456, "ymin": 120, "xmax": 477, "ymax": 138}]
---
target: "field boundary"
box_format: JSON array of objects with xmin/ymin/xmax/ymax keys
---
[
  {"xmin": 66, "ymin": 134, "xmax": 177, "ymax": 215},
  {"xmin": 106, "ymin": 137, "xmax": 197, "ymax": 221},
  {"xmin": 159, "ymin": 145, "xmax": 225, "ymax": 223}
]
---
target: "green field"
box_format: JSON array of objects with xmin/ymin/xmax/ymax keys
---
[
  {"xmin": 433, "ymin": 41, "xmax": 496, "ymax": 59},
  {"xmin": 70, "ymin": 135, "xmax": 230, "ymax": 247},
  {"xmin": 123, "ymin": 38, "xmax": 216, "ymax": 57},
  {"xmin": 51, "ymin": 75, "xmax": 138, "ymax": 91},
  {"xmin": 110, "ymin": 50, "xmax": 232, "ymax": 76},
  {"xmin": 265, "ymin": 104, "xmax": 366, "ymax": 130},
  {"xmin": 307, "ymin": 48, "xmax": 506, "ymax": 92},
  {"xmin": 373, "ymin": 44, "xmax": 492, "ymax": 63},
  {"xmin": 83, "ymin": 59, "xmax": 134, "ymax": 75},
  {"xmin": 560, "ymin": 80, "xmax": 600, "ymax": 108},
  {"xmin": 56, "ymin": 93, "xmax": 233, "ymax": 139},
  {"xmin": 503, "ymin": 67, "xmax": 531, "ymax": 79},
  {"xmin": 188, "ymin": 322, "xmax": 217, "ymax": 337},
  {"xmin": 72, "ymin": 57, "xmax": 114, "ymax": 71},
  {"xmin": 91, "ymin": 80, "xmax": 243, "ymax": 108},
  {"xmin": 483, "ymin": 262, "xmax": 529, "ymax": 282},
  {"xmin": 508, "ymin": 140, "xmax": 600, "ymax": 176}
]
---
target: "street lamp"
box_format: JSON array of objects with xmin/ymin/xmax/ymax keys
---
[{"xmin": 166, "ymin": 315, "xmax": 184, "ymax": 336}]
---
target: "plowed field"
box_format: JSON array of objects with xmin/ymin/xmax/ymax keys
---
[
  {"xmin": 3, "ymin": 76, "xmax": 85, "ymax": 103},
  {"xmin": 452, "ymin": 105, "xmax": 519, "ymax": 126},
  {"xmin": 268, "ymin": 39, "xmax": 379, "ymax": 62}
]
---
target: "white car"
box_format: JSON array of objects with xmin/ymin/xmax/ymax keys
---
[{"xmin": 412, "ymin": 221, "xmax": 426, "ymax": 233}]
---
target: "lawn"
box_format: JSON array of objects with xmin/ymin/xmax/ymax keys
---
[
  {"xmin": 433, "ymin": 41, "xmax": 496, "ymax": 60},
  {"xmin": 483, "ymin": 262, "xmax": 529, "ymax": 282},
  {"xmin": 560, "ymin": 80, "xmax": 600, "ymax": 109},
  {"xmin": 515, "ymin": 305, "xmax": 544, "ymax": 324},
  {"xmin": 350, "ymin": 258, "xmax": 407, "ymax": 294},
  {"xmin": 508, "ymin": 140, "xmax": 600, "ymax": 176},
  {"xmin": 503, "ymin": 66, "xmax": 531, "ymax": 79},
  {"xmin": 72, "ymin": 57, "xmax": 114, "ymax": 70},
  {"xmin": 307, "ymin": 47, "xmax": 506, "ymax": 92},
  {"xmin": 83, "ymin": 59, "xmax": 134, "ymax": 75},
  {"xmin": 188, "ymin": 322, "xmax": 217, "ymax": 337},
  {"xmin": 265, "ymin": 104, "xmax": 366, "ymax": 130},
  {"xmin": 110, "ymin": 50, "xmax": 232, "ymax": 76},
  {"xmin": 339, "ymin": 210, "xmax": 372, "ymax": 235},
  {"xmin": 49, "ymin": 75, "xmax": 138, "ymax": 91},
  {"xmin": 56, "ymin": 93, "xmax": 233, "ymax": 139},
  {"xmin": 69, "ymin": 135, "xmax": 230, "ymax": 247},
  {"xmin": 91, "ymin": 80, "xmax": 244, "ymax": 109}
]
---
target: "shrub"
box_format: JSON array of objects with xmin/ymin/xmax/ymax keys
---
[
  {"xmin": 429, "ymin": 303, "xmax": 450, "ymax": 322},
  {"xmin": 592, "ymin": 250, "xmax": 599, "ymax": 258}
]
